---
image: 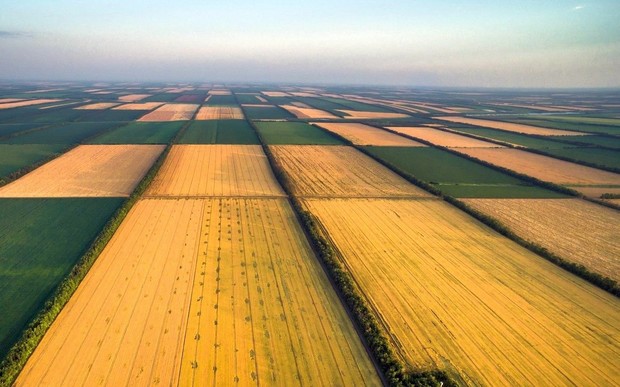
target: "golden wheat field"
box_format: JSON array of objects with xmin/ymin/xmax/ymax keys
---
[
  {"xmin": 269, "ymin": 145, "xmax": 431, "ymax": 197},
  {"xmin": 112, "ymin": 102, "xmax": 164, "ymax": 110},
  {"xmin": 0, "ymin": 145, "xmax": 164, "ymax": 197},
  {"xmin": 0, "ymin": 99, "xmax": 62, "ymax": 109},
  {"xmin": 435, "ymin": 116, "xmax": 586, "ymax": 136},
  {"xmin": 335, "ymin": 109, "xmax": 410, "ymax": 119},
  {"xmin": 463, "ymin": 198, "xmax": 620, "ymax": 281},
  {"xmin": 194, "ymin": 106, "xmax": 245, "ymax": 120},
  {"xmin": 302, "ymin": 198, "xmax": 620, "ymax": 386},
  {"xmin": 314, "ymin": 123, "xmax": 426, "ymax": 146},
  {"xmin": 386, "ymin": 126, "xmax": 504, "ymax": 148},
  {"xmin": 74, "ymin": 102, "xmax": 121, "ymax": 110},
  {"xmin": 279, "ymin": 105, "xmax": 339, "ymax": 119},
  {"xmin": 16, "ymin": 198, "xmax": 380, "ymax": 386},
  {"xmin": 118, "ymin": 94, "xmax": 151, "ymax": 102},
  {"xmin": 145, "ymin": 145, "xmax": 285, "ymax": 197},
  {"xmin": 137, "ymin": 103, "xmax": 199, "ymax": 121}
]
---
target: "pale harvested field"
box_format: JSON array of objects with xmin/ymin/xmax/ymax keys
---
[
  {"xmin": 208, "ymin": 89, "xmax": 231, "ymax": 95},
  {"xmin": 75, "ymin": 102, "xmax": 121, "ymax": 110},
  {"xmin": 261, "ymin": 91, "xmax": 290, "ymax": 97},
  {"xmin": 0, "ymin": 99, "xmax": 62, "ymax": 109},
  {"xmin": 435, "ymin": 116, "xmax": 587, "ymax": 136},
  {"xmin": 241, "ymin": 104, "xmax": 275, "ymax": 108},
  {"xmin": 0, "ymin": 145, "xmax": 164, "ymax": 197},
  {"xmin": 386, "ymin": 126, "xmax": 504, "ymax": 148},
  {"xmin": 146, "ymin": 145, "xmax": 285, "ymax": 197},
  {"xmin": 280, "ymin": 105, "xmax": 338, "ymax": 119},
  {"xmin": 270, "ymin": 145, "xmax": 431, "ymax": 198},
  {"xmin": 313, "ymin": 123, "xmax": 425, "ymax": 146},
  {"xmin": 113, "ymin": 102, "xmax": 163, "ymax": 110},
  {"xmin": 336, "ymin": 109, "xmax": 410, "ymax": 119},
  {"xmin": 565, "ymin": 185, "xmax": 620, "ymax": 198},
  {"xmin": 138, "ymin": 103, "xmax": 199, "ymax": 121},
  {"xmin": 489, "ymin": 103, "xmax": 569, "ymax": 112},
  {"xmin": 16, "ymin": 198, "xmax": 379, "ymax": 386},
  {"xmin": 303, "ymin": 198, "xmax": 620, "ymax": 386},
  {"xmin": 195, "ymin": 106, "xmax": 244, "ymax": 120},
  {"xmin": 463, "ymin": 198, "xmax": 620, "ymax": 281},
  {"xmin": 256, "ymin": 95, "xmax": 268, "ymax": 103},
  {"xmin": 118, "ymin": 94, "xmax": 151, "ymax": 102},
  {"xmin": 457, "ymin": 148, "xmax": 620, "ymax": 186},
  {"xmin": 0, "ymin": 98, "xmax": 25, "ymax": 103},
  {"xmin": 290, "ymin": 92, "xmax": 318, "ymax": 97},
  {"xmin": 180, "ymin": 198, "xmax": 379, "ymax": 386}
]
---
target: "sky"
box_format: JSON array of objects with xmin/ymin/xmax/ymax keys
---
[{"xmin": 0, "ymin": 0, "xmax": 619, "ymax": 87}]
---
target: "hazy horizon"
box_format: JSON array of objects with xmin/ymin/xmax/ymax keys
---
[{"xmin": 1, "ymin": 0, "xmax": 619, "ymax": 88}]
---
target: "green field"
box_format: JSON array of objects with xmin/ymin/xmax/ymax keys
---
[
  {"xmin": 534, "ymin": 115, "xmax": 620, "ymax": 126},
  {"xmin": 0, "ymin": 144, "xmax": 67, "ymax": 181},
  {"xmin": 539, "ymin": 147, "xmax": 620, "ymax": 170},
  {"xmin": 0, "ymin": 198, "xmax": 123, "ymax": 359},
  {"xmin": 233, "ymin": 94, "xmax": 263, "ymax": 104},
  {"xmin": 500, "ymin": 117, "xmax": 620, "ymax": 135},
  {"xmin": 447, "ymin": 126, "xmax": 570, "ymax": 148},
  {"xmin": 254, "ymin": 121, "xmax": 343, "ymax": 145},
  {"xmin": 178, "ymin": 120, "xmax": 259, "ymax": 144},
  {"xmin": 0, "ymin": 123, "xmax": 46, "ymax": 138},
  {"xmin": 294, "ymin": 97, "xmax": 348, "ymax": 116},
  {"xmin": 89, "ymin": 121, "xmax": 184, "ymax": 144},
  {"xmin": 142, "ymin": 93, "xmax": 180, "ymax": 102},
  {"xmin": 322, "ymin": 97, "xmax": 390, "ymax": 112},
  {"xmin": 3, "ymin": 122, "xmax": 119, "ymax": 144},
  {"xmin": 204, "ymin": 94, "xmax": 237, "ymax": 105},
  {"xmin": 243, "ymin": 106, "xmax": 294, "ymax": 120},
  {"xmin": 365, "ymin": 146, "xmax": 564, "ymax": 198},
  {"xmin": 76, "ymin": 109, "xmax": 146, "ymax": 122},
  {"xmin": 549, "ymin": 135, "xmax": 620, "ymax": 149}
]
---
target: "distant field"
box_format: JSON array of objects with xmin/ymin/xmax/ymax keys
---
[
  {"xmin": 203, "ymin": 94, "xmax": 237, "ymax": 105},
  {"xmin": 178, "ymin": 120, "xmax": 259, "ymax": 144},
  {"xmin": 498, "ymin": 117, "xmax": 620, "ymax": 135},
  {"xmin": 464, "ymin": 198, "xmax": 620, "ymax": 282},
  {"xmin": 137, "ymin": 103, "xmax": 198, "ymax": 121},
  {"xmin": 322, "ymin": 97, "xmax": 391, "ymax": 112},
  {"xmin": 365, "ymin": 146, "xmax": 562, "ymax": 198},
  {"xmin": 146, "ymin": 145, "xmax": 284, "ymax": 197},
  {"xmin": 270, "ymin": 145, "xmax": 431, "ymax": 197},
  {"xmin": 3, "ymin": 122, "xmax": 119, "ymax": 144},
  {"xmin": 279, "ymin": 104, "xmax": 338, "ymax": 119},
  {"xmin": 303, "ymin": 198, "xmax": 620, "ymax": 385},
  {"xmin": 315, "ymin": 123, "xmax": 425, "ymax": 146},
  {"xmin": 195, "ymin": 105, "xmax": 244, "ymax": 120},
  {"xmin": 0, "ymin": 123, "xmax": 46, "ymax": 138},
  {"xmin": 0, "ymin": 197, "xmax": 123, "ymax": 359},
  {"xmin": 436, "ymin": 116, "xmax": 586, "ymax": 136},
  {"xmin": 387, "ymin": 126, "xmax": 503, "ymax": 148},
  {"xmin": 550, "ymin": 135, "xmax": 620, "ymax": 149},
  {"xmin": 234, "ymin": 94, "xmax": 264, "ymax": 104},
  {"xmin": 0, "ymin": 145, "xmax": 164, "ymax": 197},
  {"xmin": 254, "ymin": 121, "xmax": 343, "ymax": 145},
  {"xmin": 89, "ymin": 121, "xmax": 184, "ymax": 144},
  {"xmin": 539, "ymin": 147, "xmax": 620, "ymax": 170},
  {"xmin": 243, "ymin": 105, "xmax": 294, "ymax": 120},
  {"xmin": 0, "ymin": 144, "xmax": 67, "ymax": 180},
  {"xmin": 446, "ymin": 126, "xmax": 575, "ymax": 148}
]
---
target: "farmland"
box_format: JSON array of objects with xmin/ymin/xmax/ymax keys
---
[
  {"xmin": 137, "ymin": 103, "xmax": 199, "ymax": 121},
  {"xmin": 89, "ymin": 121, "xmax": 184, "ymax": 144},
  {"xmin": 0, "ymin": 144, "xmax": 67, "ymax": 180},
  {"xmin": 463, "ymin": 198, "xmax": 620, "ymax": 281},
  {"xmin": 0, "ymin": 198, "xmax": 123, "ymax": 359},
  {"xmin": 254, "ymin": 121, "xmax": 343, "ymax": 145},
  {"xmin": 314, "ymin": 123, "xmax": 426, "ymax": 146},
  {"xmin": 303, "ymin": 198, "xmax": 620, "ymax": 385},
  {"xmin": 435, "ymin": 116, "xmax": 587, "ymax": 136},
  {"xmin": 279, "ymin": 104, "xmax": 339, "ymax": 119},
  {"xmin": 146, "ymin": 145, "xmax": 285, "ymax": 197},
  {"xmin": 270, "ymin": 145, "xmax": 431, "ymax": 197},
  {"xmin": 195, "ymin": 105, "xmax": 244, "ymax": 120},
  {"xmin": 3, "ymin": 122, "xmax": 120, "ymax": 144},
  {"xmin": 242, "ymin": 105, "xmax": 294, "ymax": 120},
  {"xmin": 386, "ymin": 126, "xmax": 504, "ymax": 148},
  {"xmin": 178, "ymin": 120, "xmax": 259, "ymax": 144},
  {"xmin": 0, "ymin": 145, "xmax": 164, "ymax": 197}
]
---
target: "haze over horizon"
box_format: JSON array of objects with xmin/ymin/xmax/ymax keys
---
[{"xmin": 1, "ymin": 0, "xmax": 619, "ymax": 88}]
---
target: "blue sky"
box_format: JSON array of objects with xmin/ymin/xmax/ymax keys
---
[{"xmin": 0, "ymin": 0, "xmax": 618, "ymax": 87}]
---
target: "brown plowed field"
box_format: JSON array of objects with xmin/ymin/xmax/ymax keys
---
[
  {"xmin": 303, "ymin": 198, "xmax": 620, "ymax": 386},
  {"xmin": 387, "ymin": 126, "xmax": 503, "ymax": 148},
  {"xmin": 137, "ymin": 103, "xmax": 199, "ymax": 121},
  {"xmin": 463, "ymin": 198, "xmax": 620, "ymax": 281},
  {"xmin": 314, "ymin": 123, "xmax": 426, "ymax": 146},
  {"xmin": 269, "ymin": 145, "xmax": 431, "ymax": 198},
  {"xmin": 195, "ymin": 106, "xmax": 244, "ymax": 120},
  {"xmin": 16, "ymin": 198, "xmax": 380, "ymax": 386},
  {"xmin": 457, "ymin": 148, "xmax": 620, "ymax": 187},
  {"xmin": 435, "ymin": 116, "xmax": 586, "ymax": 136},
  {"xmin": 0, "ymin": 145, "xmax": 164, "ymax": 197},
  {"xmin": 146, "ymin": 145, "xmax": 285, "ymax": 197}
]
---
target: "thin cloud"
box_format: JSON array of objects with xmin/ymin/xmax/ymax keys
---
[
  {"xmin": 0, "ymin": 30, "xmax": 33, "ymax": 39},
  {"xmin": 572, "ymin": 5, "xmax": 585, "ymax": 11}
]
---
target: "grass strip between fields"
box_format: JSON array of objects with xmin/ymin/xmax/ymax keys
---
[
  {"xmin": 0, "ymin": 120, "xmax": 193, "ymax": 387},
  {"xmin": 328, "ymin": 123, "xmax": 620, "ymax": 297},
  {"xmin": 239, "ymin": 106, "xmax": 455, "ymax": 386}
]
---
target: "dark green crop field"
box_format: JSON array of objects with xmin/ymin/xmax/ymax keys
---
[
  {"xmin": 0, "ymin": 198, "xmax": 123, "ymax": 359},
  {"xmin": 89, "ymin": 121, "xmax": 184, "ymax": 144},
  {"xmin": 254, "ymin": 121, "xmax": 344, "ymax": 145},
  {"xmin": 243, "ymin": 106, "xmax": 294, "ymax": 120},
  {"xmin": 178, "ymin": 120, "xmax": 259, "ymax": 144},
  {"xmin": 3, "ymin": 122, "xmax": 119, "ymax": 144},
  {"xmin": 0, "ymin": 144, "xmax": 67, "ymax": 181}
]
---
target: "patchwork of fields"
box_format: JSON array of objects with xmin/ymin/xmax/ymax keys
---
[{"xmin": 1, "ymin": 83, "xmax": 619, "ymax": 387}]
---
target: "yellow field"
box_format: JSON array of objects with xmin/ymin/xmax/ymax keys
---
[
  {"xmin": 118, "ymin": 94, "xmax": 151, "ymax": 102},
  {"xmin": 16, "ymin": 198, "xmax": 379, "ymax": 386},
  {"xmin": 435, "ymin": 116, "xmax": 586, "ymax": 136},
  {"xmin": 208, "ymin": 89, "xmax": 231, "ymax": 95},
  {"xmin": 261, "ymin": 91, "xmax": 290, "ymax": 97},
  {"xmin": 279, "ymin": 105, "xmax": 339, "ymax": 119},
  {"xmin": 137, "ymin": 103, "xmax": 199, "ymax": 121},
  {"xmin": 75, "ymin": 102, "xmax": 120, "ymax": 110},
  {"xmin": 387, "ymin": 126, "xmax": 503, "ymax": 148},
  {"xmin": 314, "ymin": 123, "xmax": 426, "ymax": 146},
  {"xmin": 195, "ymin": 106, "xmax": 244, "ymax": 120},
  {"xmin": 270, "ymin": 145, "xmax": 431, "ymax": 198},
  {"xmin": 113, "ymin": 102, "xmax": 163, "ymax": 110},
  {"xmin": 336, "ymin": 109, "xmax": 410, "ymax": 119},
  {"xmin": 0, "ymin": 98, "xmax": 25, "ymax": 103},
  {"xmin": 303, "ymin": 198, "xmax": 620, "ymax": 385},
  {"xmin": 0, "ymin": 99, "xmax": 62, "ymax": 109},
  {"xmin": 0, "ymin": 145, "xmax": 164, "ymax": 197},
  {"xmin": 463, "ymin": 198, "xmax": 620, "ymax": 282},
  {"xmin": 457, "ymin": 148, "xmax": 620, "ymax": 187},
  {"xmin": 146, "ymin": 145, "xmax": 285, "ymax": 197}
]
